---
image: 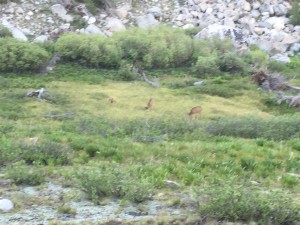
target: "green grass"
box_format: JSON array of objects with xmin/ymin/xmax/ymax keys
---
[{"xmin": 1, "ymin": 64, "xmax": 300, "ymax": 224}]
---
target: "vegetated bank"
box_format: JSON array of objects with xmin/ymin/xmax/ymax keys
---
[{"xmin": 0, "ymin": 26, "xmax": 300, "ymax": 225}]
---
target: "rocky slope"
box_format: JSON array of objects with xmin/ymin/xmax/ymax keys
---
[{"xmin": 0, "ymin": 0, "xmax": 299, "ymax": 58}]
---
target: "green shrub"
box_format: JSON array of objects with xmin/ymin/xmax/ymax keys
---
[
  {"xmin": 58, "ymin": 205, "xmax": 77, "ymax": 215},
  {"xmin": 76, "ymin": 165, "xmax": 152, "ymax": 203},
  {"xmin": 198, "ymin": 185, "xmax": 300, "ymax": 224},
  {"xmin": 55, "ymin": 33, "xmax": 121, "ymax": 68},
  {"xmin": 112, "ymin": 26, "xmax": 194, "ymax": 69},
  {"xmin": 117, "ymin": 61, "xmax": 140, "ymax": 81},
  {"xmin": 289, "ymin": 0, "xmax": 300, "ymax": 25},
  {"xmin": 217, "ymin": 51, "xmax": 248, "ymax": 73},
  {"xmin": 243, "ymin": 49, "xmax": 269, "ymax": 70},
  {"xmin": 84, "ymin": 144, "xmax": 99, "ymax": 157},
  {"xmin": 281, "ymin": 174, "xmax": 299, "ymax": 188},
  {"xmin": 193, "ymin": 56, "xmax": 220, "ymax": 77},
  {"xmin": 0, "ymin": 25, "xmax": 12, "ymax": 37},
  {"xmin": 7, "ymin": 162, "xmax": 46, "ymax": 185},
  {"xmin": 20, "ymin": 141, "xmax": 72, "ymax": 165},
  {"xmin": 0, "ymin": 38, "xmax": 50, "ymax": 72},
  {"xmin": 206, "ymin": 114, "xmax": 300, "ymax": 140}
]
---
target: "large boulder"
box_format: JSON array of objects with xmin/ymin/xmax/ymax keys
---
[
  {"xmin": 105, "ymin": 17, "xmax": 126, "ymax": 32},
  {"xmin": 135, "ymin": 14, "xmax": 159, "ymax": 28},
  {"xmin": 84, "ymin": 24, "xmax": 105, "ymax": 35},
  {"xmin": 0, "ymin": 19, "xmax": 27, "ymax": 41},
  {"xmin": 50, "ymin": 4, "xmax": 73, "ymax": 22}
]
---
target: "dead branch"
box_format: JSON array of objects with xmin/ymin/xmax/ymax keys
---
[
  {"xmin": 132, "ymin": 66, "xmax": 160, "ymax": 88},
  {"xmin": 26, "ymin": 88, "xmax": 46, "ymax": 99}
]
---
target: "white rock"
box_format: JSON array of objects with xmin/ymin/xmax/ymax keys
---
[
  {"xmin": 244, "ymin": 1, "xmax": 251, "ymax": 11},
  {"xmin": 182, "ymin": 23, "xmax": 194, "ymax": 29},
  {"xmin": 205, "ymin": 7, "xmax": 213, "ymax": 14},
  {"xmin": 0, "ymin": 199, "xmax": 14, "ymax": 212},
  {"xmin": 87, "ymin": 17, "xmax": 96, "ymax": 24}
]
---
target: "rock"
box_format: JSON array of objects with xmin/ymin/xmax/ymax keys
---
[
  {"xmin": 269, "ymin": 53, "xmax": 291, "ymax": 63},
  {"xmin": 194, "ymin": 81, "xmax": 205, "ymax": 86},
  {"xmin": 84, "ymin": 24, "xmax": 105, "ymax": 35},
  {"xmin": 0, "ymin": 199, "xmax": 14, "ymax": 212},
  {"xmin": 50, "ymin": 4, "xmax": 73, "ymax": 22},
  {"xmin": 164, "ymin": 180, "xmax": 180, "ymax": 189},
  {"xmin": 105, "ymin": 17, "xmax": 125, "ymax": 32},
  {"xmin": 115, "ymin": 7, "xmax": 128, "ymax": 19},
  {"xmin": 256, "ymin": 39, "xmax": 274, "ymax": 52},
  {"xmin": 195, "ymin": 24, "xmax": 244, "ymax": 43},
  {"xmin": 32, "ymin": 35, "xmax": 49, "ymax": 43},
  {"xmin": 289, "ymin": 43, "xmax": 300, "ymax": 53},
  {"xmin": 136, "ymin": 14, "xmax": 159, "ymax": 28},
  {"xmin": 254, "ymin": 27, "xmax": 265, "ymax": 35},
  {"xmin": 1, "ymin": 19, "xmax": 27, "ymax": 41},
  {"xmin": 243, "ymin": 1, "xmax": 251, "ymax": 11},
  {"xmin": 266, "ymin": 17, "xmax": 287, "ymax": 30},
  {"xmin": 146, "ymin": 7, "xmax": 162, "ymax": 18},
  {"xmin": 182, "ymin": 23, "xmax": 194, "ymax": 29},
  {"xmin": 87, "ymin": 17, "xmax": 96, "ymax": 25}
]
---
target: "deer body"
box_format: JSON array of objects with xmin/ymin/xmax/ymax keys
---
[
  {"xmin": 108, "ymin": 98, "xmax": 116, "ymax": 104},
  {"xmin": 145, "ymin": 98, "xmax": 154, "ymax": 110},
  {"xmin": 188, "ymin": 106, "xmax": 202, "ymax": 119}
]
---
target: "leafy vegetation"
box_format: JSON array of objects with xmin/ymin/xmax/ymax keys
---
[{"xmin": 1, "ymin": 26, "xmax": 300, "ymax": 224}]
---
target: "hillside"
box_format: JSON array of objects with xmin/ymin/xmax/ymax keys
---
[{"xmin": 0, "ymin": 63, "xmax": 300, "ymax": 224}]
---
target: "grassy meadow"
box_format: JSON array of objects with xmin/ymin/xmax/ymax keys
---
[{"xmin": 1, "ymin": 63, "xmax": 300, "ymax": 224}]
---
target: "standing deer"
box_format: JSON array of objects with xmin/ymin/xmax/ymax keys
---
[
  {"xmin": 108, "ymin": 97, "xmax": 116, "ymax": 104},
  {"xmin": 145, "ymin": 98, "xmax": 154, "ymax": 110},
  {"xmin": 188, "ymin": 106, "xmax": 202, "ymax": 119}
]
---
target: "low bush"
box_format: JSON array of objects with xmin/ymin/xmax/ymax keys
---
[
  {"xmin": 193, "ymin": 56, "xmax": 220, "ymax": 77},
  {"xmin": 217, "ymin": 51, "xmax": 248, "ymax": 74},
  {"xmin": 20, "ymin": 141, "xmax": 72, "ymax": 165},
  {"xmin": 206, "ymin": 114, "xmax": 300, "ymax": 140},
  {"xmin": 76, "ymin": 165, "xmax": 152, "ymax": 203},
  {"xmin": 7, "ymin": 162, "xmax": 46, "ymax": 185},
  {"xmin": 197, "ymin": 185, "xmax": 300, "ymax": 224},
  {"xmin": 289, "ymin": 0, "xmax": 300, "ymax": 25},
  {"xmin": 0, "ymin": 38, "xmax": 50, "ymax": 72}
]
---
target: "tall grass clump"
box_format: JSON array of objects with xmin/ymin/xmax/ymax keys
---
[
  {"xmin": 55, "ymin": 33, "xmax": 121, "ymax": 68},
  {"xmin": 0, "ymin": 38, "xmax": 50, "ymax": 72},
  {"xmin": 197, "ymin": 185, "xmax": 300, "ymax": 224},
  {"xmin": 206, "ymin": 114, "xmax": 300, "ymax": 140}
]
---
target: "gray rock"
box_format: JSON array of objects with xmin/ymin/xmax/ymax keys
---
[
  {"xmin": 195, "ymin": 24, "xmax": 244, "ymax": 43},
  {"xmin": 1, "ymin": 19, "xmax": 27, "ymax": 41},
  {"xmin": 256, "ymin": 39, "xmax": 274, "ymax": 52},
  {"xmin": 289, "ymin": 43, "xmax": 300, "ymax": 53},
  {"xmin": 105, "ymin": 17, "xmax": 125, "ymax": 32},
  {"xmin": 194, "ymin": 81, "xmax": 205, "ymax": 86},
  {"xmin": 269, "ymin": 53, "xmax": 291, "ymax": 63},
  {"xmin": 146, "ymin": 7, "xmax": 162, "ymax": 18},
  {"xmin": 50, "ymin": 4, "xmax": 73, "ymax": 22},
  {"xmin": 136, "ymin": 14, "xmax": 159, "ymax": 28},
  {"xmin": 84, "ymin": 24, "xmax": 105, "ymax": 35},
  {"xmin": 32, "ymin": 34, "xmax": 49, "ymax": 43},
  {"xmin": 0, "ymin": 199, "xmax": 14, "ymax": 212}
]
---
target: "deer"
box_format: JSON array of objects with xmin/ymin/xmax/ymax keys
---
[
  {"xmin": 188, "ymin": 106, "xmax": 202, "ymax": 119},
  {"xmin": 145, "ymin": 98, "xmax": 154, "ymax": 110},
  {"xmin": 108, "ymin": 97, "xmax": 116, "ymax": 104}
]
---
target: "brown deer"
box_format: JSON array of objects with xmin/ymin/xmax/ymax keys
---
[
  {"xmin": 188, "ymin": 106, "xmax": 202, "ymax": 119},
  {"xmin": 145, "ymin": 98, "xmax": 154, "ymax": 110},
  {"xmin": 108, "ymin": 97, "xmax": 116, "ymax": 104}
]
